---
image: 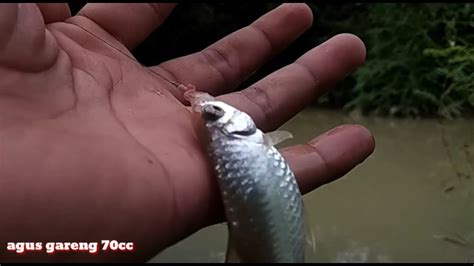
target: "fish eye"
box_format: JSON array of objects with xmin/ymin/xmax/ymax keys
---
[
  {"xmin": 202, "ymin": 104, "xmax": 225, "ymax": 121},
  {"xmin": 231, "ymin": 123, "xmax": 256, "ymax": 136},
  {"xmin": 232, "ymin": 128, "xmax": 256, "ymax": 136}
]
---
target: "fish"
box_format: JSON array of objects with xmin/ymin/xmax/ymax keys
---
[{"xmin": 185, "ymin": 90, "xmax": 306, "ymax": 263}]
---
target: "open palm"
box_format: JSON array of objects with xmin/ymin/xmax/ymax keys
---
[{"xmin": 0, "ymin": 3, "xmax": 374, "ymax": 262}]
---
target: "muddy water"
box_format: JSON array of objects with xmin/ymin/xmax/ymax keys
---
[{"xmin": 150, "ymin": 108, "xmax": 474, "ymax": 263}]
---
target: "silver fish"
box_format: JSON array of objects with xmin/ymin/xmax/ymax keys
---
[{"xmin": 187, "ymin": 91, "xmax": 305, "ymax": 263}]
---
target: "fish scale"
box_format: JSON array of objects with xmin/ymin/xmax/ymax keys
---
[{"xmin": 207, "ymin": 129, "xmax": 305, "ymax": 263}]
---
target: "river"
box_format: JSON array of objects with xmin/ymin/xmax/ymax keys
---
[{"xmin": 150, "ymin": 107, "xmax": 474, "ymax": 263}]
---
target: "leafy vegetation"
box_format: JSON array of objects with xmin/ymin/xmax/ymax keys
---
[{"xmin": 312, "ymin": 4, "xmax": 474, "ymax": 118}]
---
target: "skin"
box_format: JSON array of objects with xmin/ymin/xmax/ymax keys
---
[{"xmin": 0, "ymin": 3, "xmax": 375, "ymax": 262}]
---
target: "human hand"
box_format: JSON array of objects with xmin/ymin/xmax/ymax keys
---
[{"xmin": 0, "ymin": 3, "xmax": 374, "ymax": 262}]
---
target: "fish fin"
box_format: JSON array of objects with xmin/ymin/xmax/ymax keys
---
[
  {"xmin": 225, "ymin": 235, "xmax": 241, "ymax": 263},
  {"xmin": 263, "ymin": 130, "xmax": 293, "ymax": 147},
  {"xmin": 303, "ymin": 200, "xmax": 317, "ymax": 258}
]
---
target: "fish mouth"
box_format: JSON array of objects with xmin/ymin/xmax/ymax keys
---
[
  {"xmin": 184, "ymin": 90, "xmax": 217, "ymax": 113},
  {"xmin": 202, "ymin": 104, "xmax": 226, "ymax": 121}
]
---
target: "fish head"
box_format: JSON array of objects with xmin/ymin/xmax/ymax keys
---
[{"xmin": 199, "ymin": 100, "xmax": 264, "ymax": 143}]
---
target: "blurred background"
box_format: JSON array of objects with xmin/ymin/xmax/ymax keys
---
[{"xmin": 69, "ymin": 3, "xmax": 474, "ymax": 262}]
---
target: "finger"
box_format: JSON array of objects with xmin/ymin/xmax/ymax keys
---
[
  {"xmin": 77, "ymin": 3, "xmax": 176, "ymax": 49},
  {"xmin": 36, "ymin": 3, "xmax": 71, "ymax": 23},
  {"xmin": 0, "ymin": 3, "xmax": 59, "ymax": 72},
  {"xmin": 153, "ymin": 3, "xmax": 313, "ymax": 99},
  {"xmin": 280, "ymin": 124, "xmax": 375, "ymax": 194},
  {"xmin": 218, "ymin": 33, "xmax": 366, "ymax": 132}
]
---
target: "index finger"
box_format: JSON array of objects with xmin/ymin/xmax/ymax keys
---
[
  {"xmin": 153, "ymin": 3, "xmax": 314, "ymax": 100},
  {"xmin": 77, "ymin": 3, "xmax": 176, "ymax": 49}
]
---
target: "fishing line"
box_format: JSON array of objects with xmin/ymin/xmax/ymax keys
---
[{"xmin": 71, "ymin": 23, "xmax": 183, "ymax": 89}]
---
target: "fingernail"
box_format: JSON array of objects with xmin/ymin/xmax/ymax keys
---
[
  {"xmin": 310, "ymin": 124, "xmax": 375, "ymax": 173},
  {"xmin": 308, "ymin": 124, "xmax": 351, "ymax": 145}
]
